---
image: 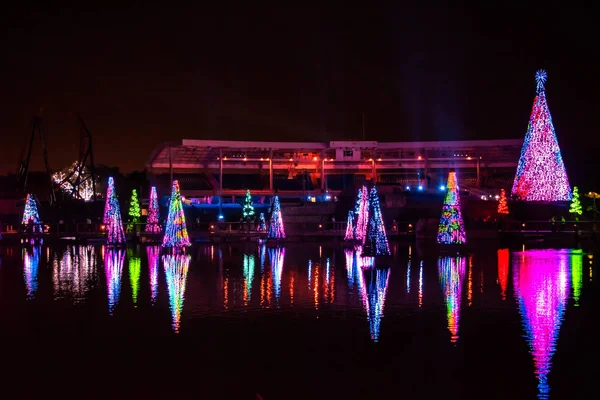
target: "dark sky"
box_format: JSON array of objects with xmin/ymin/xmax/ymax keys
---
[{"xmin": 1, "ymin": 5, "xmax": 598, "ymax": 186}]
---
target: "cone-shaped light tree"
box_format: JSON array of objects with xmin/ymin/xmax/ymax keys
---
[
  {"xmin": 257, "ymin": 212, "xmax": 267, "ymax": 232},
  {"xmin": 128, "ymin": 189, "xmax": 141, "ymax": 231},
  {"xmin": 437, "ymin": 170, "xmax": 467, "ymax": 245},
  {"xmin": 103, "ymin": 177, "xmax": 126, "ymax": 245},
  {"xmin": 497, "ymin": 188, "xmax": 509, "ymax": 215},
  {"xmin": 511, "ymin": 70, "xmax": 571, "ymax": 201},
  {"xmin": 354, "ymin": 185, "xmax": 369, "ymax": 242},
  {"xmin": 267, "ymin": 196, "xmax": 286, "ymax": 239},
  {"xmin": 242, "ymin": 190, "xmax": 255, "ymax": 219},
  {"xmin": 22, "ymin": 193, "xmax": 43, "ymax": 233},
  {"xmin": 162, "ymin": 180, "xmax": 191, "ymax": 248},
  {"xmin": 344, "ymin": 210, "xmax": 355, "ymax": 241},
  {"xmin": 569, "ymin": 186, "xmax": 582, "ymax": 216},
  {"xmin": 362, "ymin": 185, "xmax": 390, "ymax": 256},
  {"xmin": 146, "ymin": 186, "xmax": 162, "ymax": 233}
]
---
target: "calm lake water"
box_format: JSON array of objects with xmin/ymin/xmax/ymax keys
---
[{"xmin": 0, "ymin": 241, "xmax": 597, "ymax": 399}]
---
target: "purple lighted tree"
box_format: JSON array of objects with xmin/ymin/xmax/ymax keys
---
[
  {"xmin": 511, "ymin": 70, "xmax": 571, "ymax": 201},
  {"xmin": 103, "ymin": 177, "xmax": 126, "ymax": 245},
  {"xmin": 146, "ymin": 186, "xmax": 161, "ymax": 233},
  {"xmin": 344, "ymin": 210, "xmax": 355, "ymax": 241},
  {"xmin": 362, "ymin": 185, "xmax": 390, "ymax": 256},
  {"xmin": 354, "ymin": 185, "xmax": 369, "ymax": 242}
]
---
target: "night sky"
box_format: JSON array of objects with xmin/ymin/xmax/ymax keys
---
[{"xmin": 2, "ymin": 5, "xmax": 598, "ymax": 187}]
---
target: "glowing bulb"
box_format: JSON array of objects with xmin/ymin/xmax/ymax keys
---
[
  {"xmin": 418, "ymin": 185, "xmax": 423, "ymax": 191},
  {"xmin": 439, "ymin": 185, "xmax": 445, "ymax": 191},
  {"xmin": 405, "ymin": 186, "xmax": 410, "ymax": 190}
]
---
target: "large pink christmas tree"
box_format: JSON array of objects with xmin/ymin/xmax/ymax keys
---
[{"xmin": 511, "ymin": 70, "xmax": 571, "ymax": 202}]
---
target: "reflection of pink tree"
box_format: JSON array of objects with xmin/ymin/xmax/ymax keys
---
[
  {"xmin": 513, "ymin": 250, "xmax": 570, "ymax": 399},
  {"xmin": 104, "ymin": 247, "xmax": 125, "ymax": 315},
  {"xmin": 146, "ymin": 246, "xmax": 160, "ymax": 304},
  {"xmin": 438, "ymin": 256, "xmax": 466, "ymax": 343}
]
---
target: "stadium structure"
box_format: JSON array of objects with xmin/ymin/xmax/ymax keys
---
[{"xmin": 146, "ymin": 139, "xmax": 522, "ymax": 201}]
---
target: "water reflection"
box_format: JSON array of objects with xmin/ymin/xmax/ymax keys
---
[
  {"xmin": 23, "ymin": 246, "xmax": 41, "ymax": 299},
  {"xmin": 243, "ymin": 253, "xmax": 255, "ymax": 305},
  {"xmin": 128, "ymin": 249, "xmax": 141, "ymax": 306},
  {"xmin": 360, "ymin": 265, "xmax": 390, "ymax": 343},
  {"xmin": 163, "ymin": 254, "xmax": 190, "ymax": 333},
  {"xmin": 571, "ymin": 250, "xmax": 583, "ymax": 306},
  {"xmin": 438, "ymin": 256, "xmax": 466, "ymax": 344},
  {"xmin": 513, "ymin": 249, "xmax": 571, "ymax": 399},
  {"xmin": 268, "ymin": 247, "xmax": 285, "ymax": 305},
  {"xmin": 497, "ymin": 249, "xmax": 509, "ymax": 300},
  {"xmin": 146, "ymin": 246, "xmax": 160, "ymax": 304},
  {"xmin": 104, "ymin": 247, "xmax": 125, "ymax": 315},
  {"xmin": 53, "ymin": 245, "xmax": 97, "ymax": 302}
]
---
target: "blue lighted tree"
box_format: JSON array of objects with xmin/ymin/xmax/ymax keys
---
[
  {"xmin": 267, "ymin": 196, "xmax": 285, "ymax": 239},
  {"xmin": 22, "ymin": 193, "xmax": 43, "ymax": 233},
  {"xmin": 362, "ymin": 185, "xmax": 390, "ymax": 256}
]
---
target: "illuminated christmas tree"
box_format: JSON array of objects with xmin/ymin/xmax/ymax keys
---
[
  {"xmin": 242, "ymin": 190, "xmax": 255, "ymax": 219},
  {"xmin": 103, "ymin": 177, "xmax": 126, "ymax": 245},
  {"xmin": 569, "ymin": 186, "xmax": 582, "ymax": 216},
  {"xmin": 267, "ymin": 196, "xmax": 285, "ymax": 239},
  {"xmin": 511, "ymin": 70, "xmax": 571, "ymax": 202},
  {"xmin": 127, "ymin": 189, "xmax": 141, "ymax": 231},
  {"xmin": 354, "ymin": 185, "xmax": 369, "ymax": 242},
  {"xmin": 437, "ymin": 170, "xmax": 467, "ymax": 245},
  {"xmin": 162, "ymin": 180, "xmax": 191, "ymax": 248},
  {"xmin": 344, "ymin": 210, "xmax": 355, "ymax": 240},
  {"xmin": 257, "ymin": 213, "xmax": 267, "ymax": 232},
  {"xmin": 21, "ymin": 193, "xmax": 43, "ymax": 233},
  {"xmin": 146, "ymin": 186, "xmax": 161, "ymax": 233},
  {"xmin": 362, "ymin": 185, "xmax": 390, "ymax": 256},
  {"xmin": 497, "ymin": 188, "xmax": 509, "ymax": 215}
]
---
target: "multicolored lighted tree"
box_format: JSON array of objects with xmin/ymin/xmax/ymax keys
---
[
  {"xmin": 569, "ymin": 186, "xmax": 582, "ymax": 216},
  {"xmin": 267, "ymin": 196, "xmax": 286, "ymax": 239},
  {"xmin": 22, "ymin": 193, "xmax": 43, "ymax": 233},
  {"xmin": 354, "ymin": 185, "xmax": 369, "ymax": 242},
  {"xmin": 103, "ymin": 177, "xmax": 126, "ymax": 245},
  {"xmin": 437, "ymin": 170, "xmax": 467, "ymax": 245},
  {"xmin": 127, "ymin": 189, "xmax": 141, "ymax": 231},
  {"xmin": 362, "ymin": 185, "xmax": 390, "ymax": 256},
  {"xmin": 511, "ymin": 70, "xmax": 571, "ymax": 202},
  {"xmin": 344, "ymin": 210, "xmax": 355, "ymax": 241},
  {"xmin": 162, "ymin": 180, "xmax": 191, "ymax": 248},
  {"xmin": 242, "ymin": 190, "xmax": 255, "ymax": 219},
  {"xmin": 497, "ymin": 188, "xmax": 509, "ymax": 215},
  {"xmin": 257, "ymin": 213, "xmax": 267, "ymax": 232},
  {"xmin": 146, "ymin": 186, "xmax": 162, "ymax": 233}
]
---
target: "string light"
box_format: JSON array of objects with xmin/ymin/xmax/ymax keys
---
[
  {"xmin": 146, "ymin": 186, "xmax": 162, "ymax": 233},
  {"xmin": 103, "ymin": 177, "xmax": 126, "ymax": 245},
  {"xmin": 162, "ymin": 180, "xmax": 191, "ymax": 248},
  {"xmin": 511, "ymin": 70, "xmax": 571, "ymax": 201},
  {"xmin": 497, "ymin": 188, "xmax": 509, "ymax": 215},
  {"xmin": 21, "ymin": 193, "xmax": 43, "ymax": 233},
  {"xmin": 267, "ymin": 196, "xmax": 286, "ymax": 239},
  {"xmin": 362, "ymin": 185, "xmax": 391, "ymax": 256},
  {"xmin": 344, "ymin": 210, "xmax": 355, "ymax": 241},
  {"xmin": 437, "ymin": 170, "xmax": 467, "ymax": 245}
]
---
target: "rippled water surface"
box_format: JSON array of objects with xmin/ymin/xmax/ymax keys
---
[{"xmin": 1, "ymin": 242, "xmax": 597, "ymax": 399}]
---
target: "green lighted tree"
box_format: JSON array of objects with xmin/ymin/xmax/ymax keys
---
[
  {"xmin": 128, "ymin": 189, "xmax": 141, "ymax": 231},
  {"xmin": 569, "ymin": 186, "xmax": 582, "ymax": 217},
  {"xmin": 242, "ymin": 190, "xmax": 255, "ymax": 219}
]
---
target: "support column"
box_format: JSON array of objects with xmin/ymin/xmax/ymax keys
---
[
  {"xmin": 371, "ymin": 160, "xmax": 377, "ymax": 183},
  {"xmin": 168, "ymin": 145, "xmax": 173, "ymax": 184},
  {"xmin": 477, "ymin": 158, "xmax": 481, "ymax": 187},
  {"xmin": 269, "ymin": 149, "xmax": 273, "ymax": 192},
  {"xmin": 219, "ymin": 148, "xmax": 223, "ymax": 193},
  {"xmin": 320, "ymin": 151, "xmax": 326, "ymax": 191}
]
